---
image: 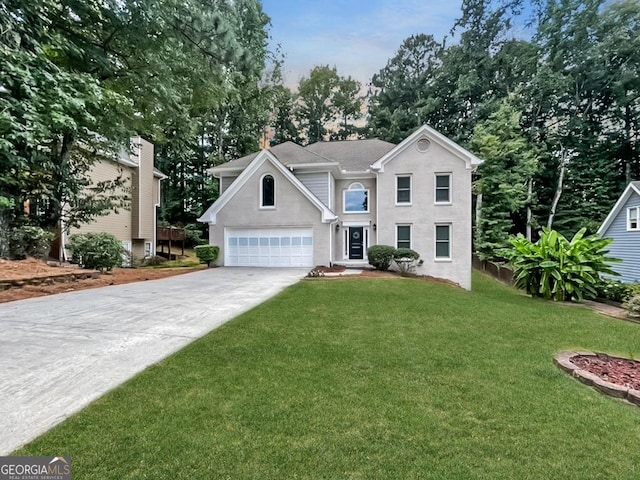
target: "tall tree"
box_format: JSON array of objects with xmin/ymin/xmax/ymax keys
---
[{"xmin": 471, "ymin": 100, "xmax": 538, "ymax": 260}]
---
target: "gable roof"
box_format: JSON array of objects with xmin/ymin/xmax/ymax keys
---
[
  {"xmin": 305, "ymin": 139, "xmax": 396, "ymax": 172},
  {"xmin": 211, "ymin": 141, "xmax": 334, "ymax": 174},
  {"xmin": 370, "ymin": 125, "xmax": 483, "ymax": 172},
  {"xmin": 198, "ymin": 149, "xmax": 337, "ymax": 225},
  {"xmin": 597, "ymin": 181, "xmax": 640, "ymax": 235}
]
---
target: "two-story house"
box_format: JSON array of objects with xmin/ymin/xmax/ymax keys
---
[
  {"xmin": 60, "ymin": 136, "xmax": 166, "ymax": 261},
  {"xmin": 198, "ymin": 125, "xmax": 482, "ymax": 289}
]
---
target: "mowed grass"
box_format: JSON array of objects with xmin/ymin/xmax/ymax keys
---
[{"xmin": 16, "ymin": 273, "xmax": 640, "ymax": 478}]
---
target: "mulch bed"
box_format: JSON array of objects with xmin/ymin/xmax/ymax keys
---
[{"xmin": 571, "ymin": 353, "xmax": 640, "ymax": 391}]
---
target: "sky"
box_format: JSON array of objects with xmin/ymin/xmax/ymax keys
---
[{"xmin": 260, "ymin": 0, "xmax": 464, "ymax": 88}]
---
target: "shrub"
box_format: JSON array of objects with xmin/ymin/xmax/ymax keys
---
[
  {"xmin": 623, "ymin": 294, "xmax": 640, "ymax": 319},
  {"xmin": 507, "ymin": 228, "xmax": 620, "ymax": 301},
  {"xmin": 8, "ymin": 225, "xmax": 54, "ymax": 259},
  {"xmin": 67, "ymin": 232, "xmax": 124, "ymax": 272},
  {"xmin": 367, "ymin": 245, "xmax": 396, "ymax": 271},
  {"xmin": 593, "ymin": 279, "xmax": 632, "ymax": 303},
  {"xmin": 143, "ymin": 255, "xmax": 167, "ymax": 267},
  {"xmin": 195, "ymin": 245, "xmax": 219, "ymax": 267},
  {"xmin": 393, "ymin": 248, "xmax": 420, "ymax": 275}
]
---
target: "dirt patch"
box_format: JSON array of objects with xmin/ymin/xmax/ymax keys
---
[
  {"xmin": 313, "ymin": 265, "xmax": 346, "ymax": 273},
  {"xmin": 571, "ymin": 354, "xmax": 640, "ymax": 390},
  {"xmin": 0, "ymin": 258, "xmax": 205, "ymax": 304}
]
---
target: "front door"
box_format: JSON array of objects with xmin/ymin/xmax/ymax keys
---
[{"xmin": 349, "ymin": 227, "xmax": 364, "ymax": 260}]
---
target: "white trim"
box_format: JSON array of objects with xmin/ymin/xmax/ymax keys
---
[
  {"xmin": 627, "ymin": 206, "xmax": 640, "ymax": 231},
  {"xmin": 396, "ymin": 224, "xmax": 412, "ymax": 249},
  {"xmin": 598, "ymin": 183, "xmax": 640, "ymax": 235},
  {"xmin": 259, "ymin": 173, "xmax": 276, "ymax": 209},
  {"xmin": 434, "ymin": 223, "xmax": 452, "ymax": 261},
  {"xmin": 197, "ymin": 150, "xmax": 338, "ymax": 225},
  {"xmin": 395, "ymin": 174, "xmax": 412, "ymax": 206},
  {"xmin": 370, "ymin": 125, "xmax": 483, "ymax": 173},
  {"xmin": 342, "ymin": 220, "xmax": 371, "ymax": 227},
  {"xmin": 435, "ymin": 173, "xmax": 452, "ymax": 205}
]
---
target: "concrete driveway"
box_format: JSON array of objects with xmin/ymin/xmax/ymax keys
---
[{"xmin": 0, "ymin": 267, "xmax": 305, "ymax": 454}]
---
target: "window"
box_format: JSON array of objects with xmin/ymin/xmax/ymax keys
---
[
  {"xmin": 344, "ymin": 182, "xmax": 369, "ymax": 213},
  {"xmin": 629, "ymin": 207, "xmax": 640, "ymax": 231},
  {"xmin": 261, "ymin": 174, "xmax": 275, "ymax": 208},
  {"xmin": 435, "ymin": 224, "xmax": 451, "ymax": 259},
  {"xmin": 397, "ymin": 225, "xmax": 411, "ymax": 249},
  {"xmin": 396, "ymin": 176, "xmax": 411, "ymax": 204},
  {"xmin": 144, "ymin": 241, "xmax": 152, "ymax": 257},
  {"xmin": 435, "ymin": 174, "xmax": 451, "ymax": 204}
]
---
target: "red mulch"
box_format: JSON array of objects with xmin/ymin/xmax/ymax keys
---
[
  {"xmin": 0, "ymin": 258, "xmax": 204, "ymax": 304},
  {"xmin": 571, "ymin": 354, "xmax": 640, "ymax": 390}
]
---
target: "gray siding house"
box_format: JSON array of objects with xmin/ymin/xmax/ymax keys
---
[
  {"xmin": 597, "ymin": 181, "xmax": 640, "ymax": 283},
  {"xmin": 198, "ymin": 125, "xmax": 482, "ymax": 289}
]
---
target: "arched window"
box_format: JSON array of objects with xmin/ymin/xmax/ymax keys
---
[
  {"xmin": 344, "ymin": 182, "xmax": 369, "ymax": 213},
  {"xmin": 261, "ymin": 174, "xmax": 275, "ymax": 208}
]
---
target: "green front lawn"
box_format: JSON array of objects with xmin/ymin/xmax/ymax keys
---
[{"xmin": 17, "ymin": 274, "xmax": 640, "ymax": 478}]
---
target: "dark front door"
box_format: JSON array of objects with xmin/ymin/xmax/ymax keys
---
[{"xmin": 349, "ymin": 227, "xmax": 364, "ymax": 260}]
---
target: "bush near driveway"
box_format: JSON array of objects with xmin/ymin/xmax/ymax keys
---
[
  {"xmin": 67, "ymin": 232, "xmax": 124, "ymax": 272},
  {"xmin": 194, "ymin": 245, "xmax": 219, "ymax": 266}
]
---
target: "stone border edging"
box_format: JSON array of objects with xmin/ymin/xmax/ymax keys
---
[
  {"xmin": 0, "ymin": 271, "xmax": 100, "ymax": 291},
  {"xmin": 554, "ymin": 352, "xmax": 640, "ymax": 406}
]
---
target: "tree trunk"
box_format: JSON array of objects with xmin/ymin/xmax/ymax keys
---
[
  {"xmin": 526, "ymin": 178, "xmax": 533, "ymax": 241},
  {"xmin": 547, "ymin": 151, "xmax": 567, "ymax": 229},
  {"xmin": 475, "ymin": 192, "xmax": 482, "ymax": 244}
]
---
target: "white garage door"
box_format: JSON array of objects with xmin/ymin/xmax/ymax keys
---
[{"xmin": 225, "ymin": 228, "xmax": 314, "ymax": 267}]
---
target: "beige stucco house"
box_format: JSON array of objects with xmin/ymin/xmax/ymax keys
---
[
  {"xmin": 198, "ymin": 125, "xmax": 482, "ymax": 289},
  {"xmin": 61, "ymin": 136, "xmax": 165, "ymax": 261}
]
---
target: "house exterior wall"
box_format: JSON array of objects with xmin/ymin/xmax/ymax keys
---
[
  {"xmin": 601, "ymin": 192, "xmax": 640, "ymax": 283},
  {"xmin": 69, "ymin": 160, "xmax": 133, "ymax": 245},
  {"xmin": 295, "ymin": 172, "xmax": 330, "ymax": 207},
  {"xmin": 375, "ymin": 140, "xmax": 473, "ymax": 289},
  {"xmin": 220, "ymin": 176, "xmax": 237, "ymax": 195},
  {"xmin": 131, "ymin": 137, "xmax": 155, "ymax": 240},
  {"xmin": 209, "ymin": 161, "xmax": 331, "ymax": 266}
]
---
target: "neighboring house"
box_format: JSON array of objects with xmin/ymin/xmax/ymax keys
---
[
  {"xmin": 597, "ymin": 181, "xmax": 640, "ymax": 284},
  {"xmin": 61, "ymin": 136, "xmax": 166, "ymax": 261},
  {"xmin": 198, "ymin": 125, "xmax": 482, "ymax": 289}
]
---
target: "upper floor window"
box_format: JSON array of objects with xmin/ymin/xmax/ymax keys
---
[
  {"xmin": 435, "ymin": 173, "xmax": 451, "ymax": 204},
  {"xmin": 261, "ymin": 174, "xmax": 275, "ymax": 208},
  {"xmin": 628, "ymin": 206, "xmax": 640, "ymax": 231},
  {"xmin": 344, "ymin": 182, "xmax": 369, "ymax": 213},
  {"xmin": 396, "ymin": 176, "xmax": 412, "ymax": 204}
]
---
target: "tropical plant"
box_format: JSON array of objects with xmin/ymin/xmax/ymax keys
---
[
  {"xmin": 507, "ymin": 228, "xmax": 620, "ymax": 301},
  {"xmin": 67, "ymin": 233, "xmax": 124, "ymax": 272},
  {"xmin": 367, "ymin": 245, "xmax": 397, "ymax": 271}
]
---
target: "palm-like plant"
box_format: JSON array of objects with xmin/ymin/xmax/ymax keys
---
[{"xmin": 507, "ymin": 228, "xmax": 621, "ymax": 301}]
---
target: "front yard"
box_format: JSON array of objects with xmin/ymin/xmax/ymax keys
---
[{"xmin": 16, "ymin": 273, "xmax": 640, "ymax": 478}]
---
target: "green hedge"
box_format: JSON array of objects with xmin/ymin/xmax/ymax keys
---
[
  {"xmin": 367, "ymin": 245, "xmax": 396, "ymax": 271},
  {"xmin": 195, "ymin": 245, "xmax": 219, "ymax": 267},
  {"xmin": 68, "ymin": 232, "xmax": 124, "ymax": 272}
]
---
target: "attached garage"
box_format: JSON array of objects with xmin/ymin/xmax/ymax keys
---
[{"xmin": 225, "ymin": 228, "xmax": 314, "ymax": 267}]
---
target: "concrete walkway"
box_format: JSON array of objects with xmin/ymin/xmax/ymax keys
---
[{"xmin": 0, "ymin": 267, "xmax": 306, "ymax": 454}]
